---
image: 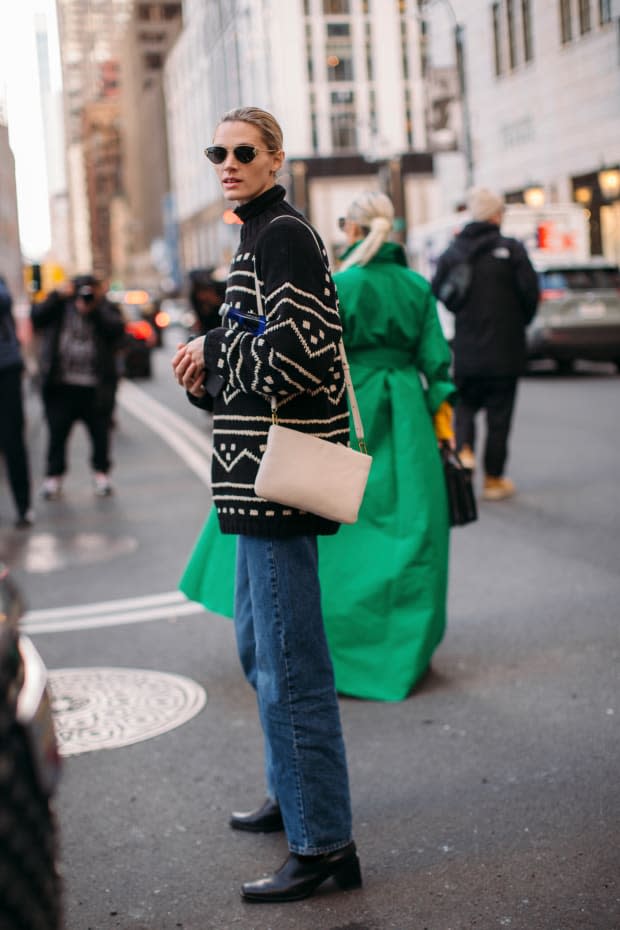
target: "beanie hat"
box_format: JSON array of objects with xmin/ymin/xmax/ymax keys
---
[
  {"xmin": 338, "ymin": 191, "xmax": 394, "ymax": 271},
  {"xmin": 467, "ymin": 187, "xmax": 504, "ymax": 222}
]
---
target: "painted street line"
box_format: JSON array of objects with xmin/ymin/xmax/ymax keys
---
[
  {"xmin": 117, "ymin": 379, "xmax": 212, "ymax": 487},
  {"xmin": 22, "ymin": 591, "xmax": 206, "ymax": 635}
]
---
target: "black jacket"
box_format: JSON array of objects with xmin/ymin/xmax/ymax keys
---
[
  {"xmin": 189, "ymin": 184, "xmax": 349, "ymax": 538},
  {"xmin": 31, "ymin": 290, "xmax": 124, "ymax": 408},
  {"xmin": 431, "ymin": 221, "xmax": 539, "ymax": 377},
  {"xmin": 0, "ymin": 279, "xmax": 23, "ymax": 373}
]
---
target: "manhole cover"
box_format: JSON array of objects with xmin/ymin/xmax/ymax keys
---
[{"xmin": 48, "ymin": 667, "xmax": 207, "ymax": 756}]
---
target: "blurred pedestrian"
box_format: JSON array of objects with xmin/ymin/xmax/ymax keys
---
[
  {"xmin": 172, "ymin": 106, "xmax": 361, "ymax": 903},
  {"xmin": 31, "ymin": 275, "xmax": 124, "ymax": 499},
  {"xmin": 0, "ymin": 275, "xmax": 33, "ymax": 528},
  {"xmin": 187, "ymin": 267, "xmax": 227, "ymax": 336},
  {"xmin": 431, "ymin": 187, "xmax": 539, "ymax": 499},
  {"xmin": 180, "ymin": 191, "xmax": 456, "ymax": 703}
]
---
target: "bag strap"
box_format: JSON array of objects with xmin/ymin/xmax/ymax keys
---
[{"xmin": 253, "ymin": 216, "xmax": 368, "ymax": 454}]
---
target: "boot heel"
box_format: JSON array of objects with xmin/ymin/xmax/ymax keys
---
[{"xmin": 333, "ymin": 853, "xmax": 362, "ymax": 890}]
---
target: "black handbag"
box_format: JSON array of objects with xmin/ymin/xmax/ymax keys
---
[{"xmin": 440, "ymin": 443, "xmax": 478, "ymax": 527}]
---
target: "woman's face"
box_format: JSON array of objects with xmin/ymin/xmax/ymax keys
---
[{"xmin": 210, "ymin": 121, "xmax": 284, "ymax": 205}]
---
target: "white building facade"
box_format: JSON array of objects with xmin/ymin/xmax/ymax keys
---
[
  {"xmin": 428, "ymin": 0, "xmax": 620, "ymax": 259},
  {"xmin": 164, "ymin": 0, "xmax": 437, "ymax": 270},
  {"xmin": 164, "ymin": 0, "xmax": 620, "ymax": 272}
]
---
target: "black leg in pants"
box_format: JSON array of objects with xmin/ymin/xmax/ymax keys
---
[
  {"xmin": 0, "ymin": 366, "xmax": 32, "ymax": 518},
  {"xmin": 455, "ymin": 376, "xmax": 517, "ymax": 478},
  {"xmin": 43, "ymin": 385, "xmax": 112, "ymax": 477}
]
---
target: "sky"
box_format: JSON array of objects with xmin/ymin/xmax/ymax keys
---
[{"xmin": 0, "ymin": 0, "xmax": 61, "ymax": 260}]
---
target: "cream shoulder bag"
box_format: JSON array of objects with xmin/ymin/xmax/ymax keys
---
[{"xmin": 253, "ymin": 219, "xmax": 372, "ymax": 524}]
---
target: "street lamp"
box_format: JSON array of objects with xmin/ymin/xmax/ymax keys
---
[
  {"xmin": 598, "ymin": 166, "xmax": 620, "ymax": 201},
  {"xmin": 523, "ymin": 184, "xmax": 545, "ymax": 208}
]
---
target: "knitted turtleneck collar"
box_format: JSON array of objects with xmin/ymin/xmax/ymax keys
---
[{"xmin": 234, "ymin": 184, "xmax": 286, "ymax": 223}]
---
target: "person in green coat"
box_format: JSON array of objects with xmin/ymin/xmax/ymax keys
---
[{"xmin": 180, "ymin": 190, "xmax": 456, "ymax": 701}]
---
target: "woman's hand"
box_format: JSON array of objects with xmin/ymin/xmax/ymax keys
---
[{"xmin": 172, "ymin": 337, "xmax": 207, "ymax": 396}]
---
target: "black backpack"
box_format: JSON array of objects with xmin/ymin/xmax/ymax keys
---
[
  {"xmin": 437, "ymin": 234, "xmax": 499, "ymax": 313},
  {"xmin": 437, "ymin": 261, "xmax": 473, "ymax": 313}
]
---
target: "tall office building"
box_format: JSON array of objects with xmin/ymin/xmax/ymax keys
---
[
  {"xmin": 55, "ymin": 0, "xmax": 132, "ymax": 274},
  {"xmin": 118, "ymin": 1, "xmax": 182, "ymax": 287}
]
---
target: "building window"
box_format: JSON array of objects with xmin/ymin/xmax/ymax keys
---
[
  {"xmin": 323, "ymin": 0, "xmax": 350, "ymax": 12},
  {"xmin": 599, "ymin": 0, "xmax": 612, "ymax": 24},
  {"xmin": 522, "ymin": 0, "xmax": 534, "ymax": 61},
  {"xmin": 365, "ymin": 21, "xmax": 373, "ymax": 80},
  {"xmin": 506, "ymin": 0, "xmax": 517, "ymax": 67},
  {"xmin": 310, "ymin": 92, "xmax": 319, "ymax": 152},
  {"xmin": 404, "ymin": 86, "xmax": 413, "ymax": 149},
  {"xmin": 492, "ymin": 3, "xmax": 502, "ymax": 75},
  {"xmin": 330, "ymin": 89, "xmax": 357, "ymax": 151},
  {"xmin": 326, "ymin": 22, "xmax": 354, "ymax": 81},
  {"xmin": 559, "ymin": 0, "xmax": 572, "ymax": 43},
  {"xmin": 578, "ymin": 0, "xmax": 591, "ymax": 33},
  {"xmin": 400, "ymin": 18, "xmax": 409, "ymax": 80},
  {"xmin": 305, "ymin": 23, "xmax": 314, "ymax": 82}
]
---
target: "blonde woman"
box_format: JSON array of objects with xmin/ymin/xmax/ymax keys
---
[
  {"xmin": 320, "ymin": 191, "xmax": 456, "ymax": 700},
  {"xmin": 173, "ymin": 108, "xmax": 360, "ymax": 903}
]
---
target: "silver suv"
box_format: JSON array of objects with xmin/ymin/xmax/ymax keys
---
[{"xmin": 527, "ymin": 261, "xmax": 620, "ymax": 372}]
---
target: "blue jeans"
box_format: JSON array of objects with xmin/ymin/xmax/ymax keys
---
[{"xmin": 234, "ymin": 534, "xmax": 353, "ymax": 855}]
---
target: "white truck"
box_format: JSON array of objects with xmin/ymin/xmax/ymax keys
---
[{"xmin": 408, "ymin": 202, "xmax": 590, "ymax": 341}]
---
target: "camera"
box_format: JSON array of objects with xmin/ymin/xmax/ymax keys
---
[{"xmin": 77, "ymin": 286, "xmax": 95, "ymax": 303}]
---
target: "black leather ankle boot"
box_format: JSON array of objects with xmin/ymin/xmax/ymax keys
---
[
  {"xmin": 229, "ymin": 798, "xmax": 284, "ymax": 833},
  {"xmin": 241, "ymin": 841, "xmax": 362, "ymax": 903}
]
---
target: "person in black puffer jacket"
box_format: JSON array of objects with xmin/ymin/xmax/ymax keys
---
[
  {"xmin": 432, "ymin": 187, "xmax": 539, "ymax": 500},
  {"xmin": 0, "ymin": 276, "xmax": 33, "ymax": 527},
  {"xmin": 172, "ymin": 107, "xmax": 360, "ymax": 905}
]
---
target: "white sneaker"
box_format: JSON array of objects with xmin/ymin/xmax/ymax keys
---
[
  {"xmin": 93, "ymin": 472, "xmax": 113, "ymax": 497},
  {"xmin": 41, "ymin": 477, "xmax": 62, "ymax": 500}
]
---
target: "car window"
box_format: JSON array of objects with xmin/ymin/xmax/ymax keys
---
[{"xmin": 539, "ymin": 267, "xmax": 620, "ymax": 290}]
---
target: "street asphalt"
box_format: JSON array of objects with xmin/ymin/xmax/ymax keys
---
[{"xmin": 1, "ymin": 339, "xmax": 618, "ymax": 930}]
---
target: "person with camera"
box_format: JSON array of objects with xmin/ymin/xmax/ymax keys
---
[{"xmin": 31, "ymin": 275, "xmax": 124, "ymax": 499}]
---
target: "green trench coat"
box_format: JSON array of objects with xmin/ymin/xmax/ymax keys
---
[{"xmin": 180, "ymin": 241, "xmax": 455, "ymax": 701}]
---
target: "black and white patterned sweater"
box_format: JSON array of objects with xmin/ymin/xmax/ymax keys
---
[{"xmin": 192, "ymin": 185, "xmax": 349, "ymax": 537}]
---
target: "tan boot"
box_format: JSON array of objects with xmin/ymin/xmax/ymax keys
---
[
  {"xmin": 458, "ymin": 444, "xmax": 476, "ymax": 471},
  {"xmin": 483, "ymin": 476, "xmax": 516, "ymax": 501}
]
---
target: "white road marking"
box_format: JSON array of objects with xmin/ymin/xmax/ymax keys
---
[
  {"xmin": 23, "ymin": 381, "xmax": 212, "ymax": 634},
  {"xmin": 117, "ymin": 379, "xmax": 212, "ymax": 487}
]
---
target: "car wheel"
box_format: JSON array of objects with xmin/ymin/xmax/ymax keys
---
[{"xmin": 556, "ymin": 358, "xmax": 574, "ymax": 374}]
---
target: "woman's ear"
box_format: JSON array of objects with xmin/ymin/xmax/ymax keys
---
[{"xmin": 271, "ymin": 149, "xmax": 285, "ymax": 176}]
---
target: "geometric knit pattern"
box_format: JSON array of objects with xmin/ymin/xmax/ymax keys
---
[{"xmin": 198, "ymin": 185, "xmax": 349, "ymax": 537}]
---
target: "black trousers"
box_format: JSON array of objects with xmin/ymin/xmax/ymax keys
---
[
  {"xmin": 455, "ymin": 375, "xmax": 518, "ymax": 477},
  {"xmin": 0, "ymin": 366, "xmax": 32, "ymax": 518},
  {"xmin": 43, "ymin": 384, "xmax": 113, "ymax": 477}
]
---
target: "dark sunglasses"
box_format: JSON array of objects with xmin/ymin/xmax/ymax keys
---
[
  {"xmin": 204, "ymin": 144, "xmax": 272, "ymax": 165},
  {"xmin": 338, "ymin": 217, "xmax": 347, "ymax": 230}
]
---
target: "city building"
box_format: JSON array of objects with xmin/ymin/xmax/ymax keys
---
[
  {"xmin": 0, "ymin": 115, "xmax": 24, "ymax": 299},
  {"xmin": 427, "ymin": 0, "xmax": 620, "ymax": 259},
  {"xmin": 163, "ymin": 0, "xmax": 440, "ymax": 271},
  {"xmin": 163, "ymin": 0, "xmax": 619, "ymax": 273},
  {"xmin": 55, "ymin": 0, "xmax": 132, "ymax": 274},
  {"xmin": 118, "ymin": 1, "xmax": 182, "ymax": 288},
  {"xmin": 35, "ymin": 9, "xmax": 72, "ymax": 271}
]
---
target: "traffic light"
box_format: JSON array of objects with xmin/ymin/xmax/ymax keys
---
[{"xmin": 30, "ymin": 263, "xmax": 42, "ymax": 294}]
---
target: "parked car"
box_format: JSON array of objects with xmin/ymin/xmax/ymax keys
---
[
  {"xmin": 527, "ymin": 261, "xmax": 620, "ymax": 371},
  {"xmin": 108, "ymin": 291, "xmax": 158, "ymax": 379},
  {"xmin": 0, "ymin": 563, "xmax": 62, "ymax": 930}
]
